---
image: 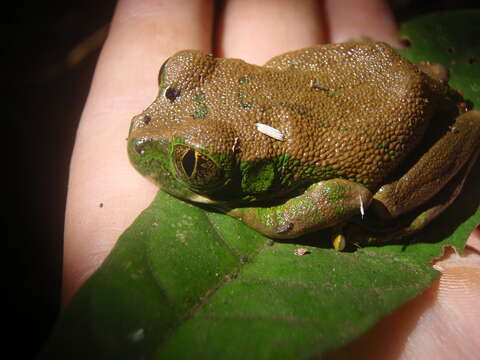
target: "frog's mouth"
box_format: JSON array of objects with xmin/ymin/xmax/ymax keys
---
[
  {"xmin": 187, "ymin": 193, "xmax": 218, "ymax": 204},
  {"xmin": 128, "ymin": 136, "xmax": 232, "ymax": 204}
]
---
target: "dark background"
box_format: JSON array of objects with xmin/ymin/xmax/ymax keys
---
[{"xmin": 6, "ymin": 1, "xmax": 478, "ymax": 358}]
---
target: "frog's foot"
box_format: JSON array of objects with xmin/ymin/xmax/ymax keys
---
[
  {"xmin": 417, "ymin": 61, "xmax": 450, "ymax": 83},
  {"xmin": 371, "ymin": 110, "xmax": 480, "ymax": 221},
  {"xmin": 228, "ymin": 179, "xmax": 372, "ymax": 239},
  {"xmin": 349, "ymin": 142, "xmax": 479, "ymax": 246},
  {"xmin": 331, "ymin": 225, "xmax": 347, "ymax": 252},
  {"xmin": 344, "ymin": 110, "xmax": 480, "ymax": 247}
]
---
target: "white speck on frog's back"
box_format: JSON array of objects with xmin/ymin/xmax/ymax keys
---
[{"xmin": 255, "ymin": 122, "xmax": 284, "ymax": 141}]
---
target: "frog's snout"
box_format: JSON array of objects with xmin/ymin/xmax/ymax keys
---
[
  {"xmin": 131, "ymin": 114, "xmax": 152, "ymax": 130},
  {"xmin": 129, "ymin": 113, "xmax": 156, "ymax": 141}
]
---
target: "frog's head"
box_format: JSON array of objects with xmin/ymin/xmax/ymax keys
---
[
  {"xmin": 128, "ymin": 119, "xmax": 239, "ymax": 205},
  {"xmin": 127, "ymin": 50, "xmax": 242, "ymax": 205}
]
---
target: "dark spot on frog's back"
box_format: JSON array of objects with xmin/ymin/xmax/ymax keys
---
[{"xmin": 238, "ymin": 76, "xmax": 249, "ymax": 84}]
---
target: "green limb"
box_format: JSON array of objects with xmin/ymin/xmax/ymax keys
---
[{"xmin": 228, "ymin": 179, "xmax": 372, "ymax": 239}]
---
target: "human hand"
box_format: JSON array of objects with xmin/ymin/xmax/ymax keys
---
[{"xmin": 63, "ymin": 0, "xmax": 480, "ymax": 357}]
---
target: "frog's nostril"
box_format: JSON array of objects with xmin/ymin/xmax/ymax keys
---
[
  {"xmin": 142, "ymin": 115, "xmax": 151, "ymax": 125},
  {"xmin": 132, "ymin": 114, "xmax": 152, "ymax": 127}
]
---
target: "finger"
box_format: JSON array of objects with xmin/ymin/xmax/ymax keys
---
[
  {"xmin": 325, "ymin": 0, "xmax": 400, "ymax": 46},
  {"xmin": 325, "ymin": 237, "xmax": 480, "ymax": 359},
  {"xmin": 466, "ymin": 226, "xmax": 480, "ymax": 252},
  {"xmin": 218, "ymin": 0, "xmax": 326, "ymax": 64},
  {"xmin": 413, "ymin": 250, "xmax": 480, "ymax": 357},
  {"xmin": 63, "ymin": 0, "xmax": 214, "ymax": 305}
]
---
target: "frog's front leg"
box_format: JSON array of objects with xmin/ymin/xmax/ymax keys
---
[{"xmin": 228, "ymin": 179, "xmax": 372, "ymax": 240}]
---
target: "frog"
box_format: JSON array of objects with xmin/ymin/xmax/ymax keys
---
[{"xmin": 128, "ymin": 41, "xmax": 480, "ymax": 251}]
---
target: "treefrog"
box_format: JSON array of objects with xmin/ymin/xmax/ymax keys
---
[{"xmin": 128, "ymin": 42, "xmax": 480, "ymax": 250}]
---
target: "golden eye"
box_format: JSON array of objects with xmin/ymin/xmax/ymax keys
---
[{"xmin": 172, "ymin": 145, "xmax": 222, "ymax": 189}]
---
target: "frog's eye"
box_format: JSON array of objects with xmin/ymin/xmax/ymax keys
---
[{"xmin": 172, "ymin": 145, "xmax": 222, "ymax": 189}]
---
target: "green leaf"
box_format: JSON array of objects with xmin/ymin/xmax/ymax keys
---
[
  {"xmin": 41, "ymin": 11, "xmax": 479, "ymax": 360},
  {"xmin": 397, "ymin": 10, "xmax": 480, "ymax": 108}
]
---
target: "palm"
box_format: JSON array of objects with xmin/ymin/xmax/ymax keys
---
[{"xmin": 63, "ymin": 1, "xmax": 480, "ymax": 358}]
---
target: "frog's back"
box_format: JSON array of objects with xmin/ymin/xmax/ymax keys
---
[
  {"xmin": 131, "ymin": 43, "xmax": 446, "ymax": 193},
  {"xmin": 210, "ymin": 42, "xmax": 440, "ymax": 189}
]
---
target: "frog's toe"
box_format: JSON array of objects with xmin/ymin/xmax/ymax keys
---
[
  {"xmin": 417, "ymin": 62, "xmax": 449, "ymax": 83},
  {"xmin": 332, "ymin": 233, "xmax": 347, "ymax": 252},
  {"xmin": 372, "ymin": 109, "xmax": 480, "ymax": 220},
  {"xmin": 275, "ymin": 222, "xmax": 294, "ymax": 235}
]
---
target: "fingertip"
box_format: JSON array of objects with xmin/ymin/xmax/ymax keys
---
[
  {"xmin": 326, "ymin": 0, "xmax": 401, "ymax": 47},
  {"xmin": 63, "ymin": 0, "xmax": 215, "ymax": 303},
  {"xmin": 404, "ymin": 251, "xmax": 480, "ymax": 357},
  {"xmin": 218, "ymin": 0, "xmax": 326, "ymax": 64},
  {"xmin": 465, "ymin": 226, "xmax": 480, "ymax": 252}
]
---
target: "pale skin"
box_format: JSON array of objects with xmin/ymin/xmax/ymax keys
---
[{"xmin": 64, "ymin": 0, "xmax": 480, "ymax": 358}]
